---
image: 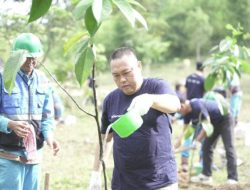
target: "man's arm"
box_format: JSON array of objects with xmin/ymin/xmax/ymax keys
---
[
  {"xmin": 174, "ymin": 124, "xmax": 189, "ymax": 149},
  {"xmin": 195, "ymin": 120, "xmax": 214, "ymax": 142},
  {"xmin": 41, "ymin": 85, "xmax": 55, "ymax": 140},
  {"xmin": 151, "ymin": 94, "xmax": 181, "ymax": 113},
  {"xmin": 127, "ymin": 94, "xmax": 180, "ymax": 116}
]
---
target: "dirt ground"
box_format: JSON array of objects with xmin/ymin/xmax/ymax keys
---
[{"xmin": 180, "ymin": 183, "xmax": 250, "ymax": 190}]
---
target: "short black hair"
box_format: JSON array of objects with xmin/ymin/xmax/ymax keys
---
[
  {"xmin": 109, "ymin": 47, "xmax": 137, "ymax": 62},
  {"xmin": 214, "ymin": 87, "xmax": 227, "ymax": 98},
  {"xmin": 175, "ymin": 83, "xmax": 182, "ymax": 91},
  {"xmin": 196, "ymin": 61, "xmax": 204, "ymax": 71}
]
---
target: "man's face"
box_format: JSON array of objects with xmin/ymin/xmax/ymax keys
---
[
  {"xmin": 110, "ymin": 54, "xmax": 143, "ymax": 95},
  {"xmin": 20, "ymin": 57, "xmax": 37, "ymax": 76}
]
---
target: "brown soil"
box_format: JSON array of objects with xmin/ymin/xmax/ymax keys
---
[{"xmin": 180, "ymin": 183, "xmax": 250, "ymax": 190}]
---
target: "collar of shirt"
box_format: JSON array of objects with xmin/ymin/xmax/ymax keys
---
[{"xmin": 18, "ymin": 70, "xmax": 34, "ymax": 85}]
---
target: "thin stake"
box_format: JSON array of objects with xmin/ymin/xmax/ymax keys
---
[{"xmin": 44, "ymin": 172, "xmax": 50, "ymax": 190}]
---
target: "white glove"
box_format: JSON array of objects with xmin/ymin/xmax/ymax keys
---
[
  {"xmin": 127, "ymin": 94, "xmax": 153, "ymax": 116},
  {"xmin": 191, "ymin": 140, "xmax": 202, "ymax": 150},
  {"xmin": 202, "ymin": 123, "xmax": 214, "ymax": 137},
  {"xmin": 89, "ymin": 171, "xmax": 102, "ymax": 190}
]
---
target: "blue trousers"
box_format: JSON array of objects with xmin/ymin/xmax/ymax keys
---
[
  {"xmin": 0, "ymin": 158, "xmax": 40, "ymax": 190},
  {"xmin": 230, "ymin": 93, "xmax": 242, "ymax": 119}
]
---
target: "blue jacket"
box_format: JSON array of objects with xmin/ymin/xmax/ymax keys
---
[{"xmin": 0, "ymin": 69, "xmax": 54, "ymax": 155}]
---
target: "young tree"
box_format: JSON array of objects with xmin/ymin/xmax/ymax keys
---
[{"xmin": 204, "ymin": 24, "xmax": 250, "ymax": 91}]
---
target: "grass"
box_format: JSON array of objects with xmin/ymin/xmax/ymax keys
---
[{"xmin": 41, "ymin": 62, "xmax": 250, "ymax": 190}]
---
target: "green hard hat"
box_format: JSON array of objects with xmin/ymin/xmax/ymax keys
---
[{"xmin": 12, "ymin": 33, "xmax": 43, "ymax": 57}]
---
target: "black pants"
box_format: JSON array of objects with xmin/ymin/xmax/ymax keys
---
[{"xmin": 202, "ymin": 114, "xmax": 238, "ymax": 180}]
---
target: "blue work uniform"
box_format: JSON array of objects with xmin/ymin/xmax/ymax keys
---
[
  {"xmin": 184, "ymin": 99, "xmax": 238, "ymax": 180},
  {"xmin": 101, "ymin": 78, "xmax": 177, "ymax": 190},
  {"xmin": 0, "ymin": 69, "xmax": 54, "ymax": 190}
]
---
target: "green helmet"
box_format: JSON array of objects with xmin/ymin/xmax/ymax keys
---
[{"xmin": 12, "ymin": 33, "xmax": 43, "ymax": 57}]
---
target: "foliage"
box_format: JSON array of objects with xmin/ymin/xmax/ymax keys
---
[
  {"xmin": 204, "ymin": 24, "xmax": 250, "ymax": 91},
  {"xmin": 3, "ymin": 50, "xmax": 26, "ymax": 94},
  {"xmin": 0, "ymin": 6, "xmax": 80, "ymax": 87},
  {"xmin": 2, "ymin": 0, "xmax": 250, "ymax": 80},
  {"xmin": 183, "ymin": 7, "xmax": 213, "ymax": 59},
  {"xmin": 28, "ymin": 0, "xmax": 52, "ymax": 22},
  {"xmin": 64, "ymin": 0, "xmax": 148, "ymax": 87}
]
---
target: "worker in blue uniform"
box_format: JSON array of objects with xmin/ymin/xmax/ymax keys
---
[{"xmin": 0, "ymin": 33, "xmax": 60, "ymax": 190}]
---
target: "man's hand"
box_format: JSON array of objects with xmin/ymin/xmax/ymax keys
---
[
  {"xmin": 191, "ymin": 140, "xmax": 202, "ymax": 150},
  {"xmin": 202, "ymin": 123, "xmax": 214, "ymax": 137},
  {"xmin": 89, "ymin": 171, "xmax": 102, "ymax": 190},
  {"xmin": 46, "ymin": 134, "xmax": 60, "ymax": 156},
  {"xmin": 127, "ymin": 94, "xmax": 153, "ymax": 116},
  {"xmin": 8, "ymin": 120, "xmax": 30, "ymax": 138}
]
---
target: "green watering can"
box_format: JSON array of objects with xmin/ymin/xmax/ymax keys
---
[{"xmin": 111, "ymin": 110, "xmax": 143, "ymax": 138}]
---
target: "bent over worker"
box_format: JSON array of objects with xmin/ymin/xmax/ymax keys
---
[{"xmin": 178, "ymin": 98, "xmax": 238, "ymax": 185}]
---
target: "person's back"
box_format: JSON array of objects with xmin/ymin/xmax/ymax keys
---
[
  {"xmin": 179, "ymin": 98, "xmax": 238, "ymax": 185},
  {"xmin": 185, "ymin": 61, "xmax": 205, "ymax": 100}
]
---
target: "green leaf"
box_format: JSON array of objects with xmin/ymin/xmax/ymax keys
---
[
  {"xmin": 232, "ymin": 45, "xmax": 239, "ymax": 57},
  {"xmin": 215, "ymin": 56, "xmax": 229, "ymax": 64},
  {"xmin": 77, "ymin": 38, "xmax": 90, "ymax": 55},
  {"xmin": 75, "ymin": 47, "xmax": 95, "ymax": 86},
  {"xmin": 205, "ymin": 73, "xmax": 217, "ymax": 91},
  {"xmin": 132, "ymin": 8, "xmax": 148, "ymax": 30},
  {"xmin": 64, "ymin": 32, "xmax": 89, "ymax": 55},
  {"xmin": 209, "ymin": 45, "xmax": 219, "ymax": 53},
  {"xmin": 92, "ymin": 0, "xmax": 103, "ymax": 23},
  {"xmin": 101, "ymin": 0, "xmax": 112, "ymax": 20},
  {"xmin": 203, "ymin": 57, "xmax": 215, "ymax": 67},
  {"xmin": 230, "ymin": 65, "xmax": 241, "ymax": 78},
  {"xmin": 219, "ymin": 39, "xmax": 232, "ymax": 52},
  {"xmin": 238, "ymin": 46, "xmax": 250, "ymax": 60},
  {"xmin": 225, "ymin": 24, "xmax": 234, "ymax": 31},
  {"xmin": 113, "ymin": 0, "xmax": 135, "ymax": 27},
  {"xmin": 222, "ymin": 69, "xmax": 227, "ymax": 83},
  {"xmin": 85, "ymin": 6, "xmax": 100, "ymax": 36},
  {"xmin": 245, "ymin": 47, "xmax": 250, "ymax": 57},
  {"xmin": 128, "ymin": 0, "xmax": 146, "ymax": 11},
  {"xmin": 73, "ymin": 0, "xmax": 92, "ymax": 20},
  {"xmin": 240, "ymin": 61, "xmax": 250, "ymax": 74},
  {"xmin": 3, "ymin": 50, "xmax": 27, "ymax": 94},
  {"xmin": 28, "ymin": 0, "xmax": 52, "ymax": 22}
]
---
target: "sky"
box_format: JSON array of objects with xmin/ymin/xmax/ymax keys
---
[
  {"xmin": 0, "ymin": 0, "xmax": 68, "ymax": 16},
  {"xmin": 0, "ymin": 0, "xmax": 31, "ymax": 15}
]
